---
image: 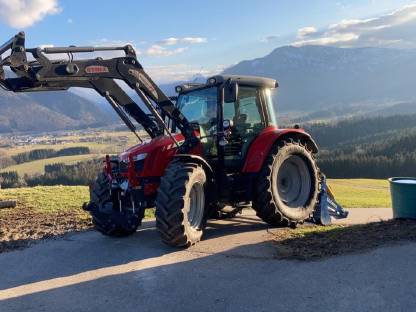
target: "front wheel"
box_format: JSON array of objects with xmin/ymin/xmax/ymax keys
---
[
  {"xmin": 253, "ymin": 140, "xmax": 319, "ymax": 226},
  {"xmin": 85, "ymin": 172, "xmax": 143, "ymax": 236},
  {"xmin": 156, "ymin": 160, "xmax": 208, "ymax": 247}
]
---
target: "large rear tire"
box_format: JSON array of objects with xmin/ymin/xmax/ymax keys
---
[
  {"xmin": 87, "ymin": 172, "xmax": 142, "ymax": 236},
  {"xmin": 253, "ymin": 140, "xmax": 319, "ymax": 226},
  {"xmin": 156, "ymin": 160, "xmax": 208, "ymax": 247}
]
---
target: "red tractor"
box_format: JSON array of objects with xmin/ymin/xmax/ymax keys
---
[{"xmin": 0, "ymin": 32, "xmax": 320, "ymax": 247}]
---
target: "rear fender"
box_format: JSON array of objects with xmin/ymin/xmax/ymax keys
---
[{"xmin": 242, "ymin": 127, "xmax": 318, "ymax": 173}]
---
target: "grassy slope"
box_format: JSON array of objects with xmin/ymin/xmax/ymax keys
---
[
  {"xmin": 0, "ymin": 186, "xmax": 90, "ymax": 213},
  {"xmin": 0, "ymin": 186, "xmax": 155, "ymax": 217},
  {"xmin": 0, "ymin": 180, "xmax": 391, "ymax": 253},
  {"xmin": 328, "ymin": 179, "xmax": 391, "ymax": 208},
  {"xmin": 0, "ymin": 179, "xmax": 390, "ymax": 215},
  {"xmin": 0, "ymin": 154, "xmax": 101, "ymax": 175}
]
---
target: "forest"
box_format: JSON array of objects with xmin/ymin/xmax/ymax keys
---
[{"xmin": 307, "ymin": 114, "xmax": 416, "ymax": 178}]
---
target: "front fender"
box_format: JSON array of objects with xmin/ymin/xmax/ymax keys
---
[
  {"xmin": 174, "ymin": 154, "xmax": 214, "ymax": 177},
  {"xmin": 242, "ymin": 126, "xmax": 318, "ymax": 173}
]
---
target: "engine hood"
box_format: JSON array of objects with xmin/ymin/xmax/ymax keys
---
[{"xmin": 119, "ymin": 133, "xmax": 185, "ymax": 162}]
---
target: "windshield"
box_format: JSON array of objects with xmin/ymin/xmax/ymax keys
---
[
  {"xmin": 265, "ymin": 88, "xmax": 277, "ymax": 126},
  {"xmin": 177, "ymin": 87, "xmax": 217, "ymax": 126}
]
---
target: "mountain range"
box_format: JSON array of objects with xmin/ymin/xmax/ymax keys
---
[
  {"xmin": 223, "ymin": 45, "xmax": 416, "ymax": 116},
  {"xmin": 1, "ymin": 45, "xmax": 416, "ymax": 133},
  {"xmin": 0, "ymin": 88, "xmax": 112, "ymax": 133}
]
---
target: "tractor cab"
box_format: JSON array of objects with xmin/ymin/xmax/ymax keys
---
[{"xmin": 175, "ymin": 75, "xmax": 279, "ymax": 171}]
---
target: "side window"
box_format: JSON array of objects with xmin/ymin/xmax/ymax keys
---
[
  {"xmin": 223, "ymin": 101, "xmax": 236, "ymax": 121},
  {"xmin": 222, "ymin": 86, "xmax": 264, "ymax": 169},
  {"xmin": 234, "ymin": 87, "xmax": 262, "ymax": 132}
]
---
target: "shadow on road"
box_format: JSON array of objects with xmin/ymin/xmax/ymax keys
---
[
  {"xmin": 1, "ymin": 217, "xmax": 416, "ymax": 311},
  {"xmin": 203, "ymin": 214, "xmax": 268, "ymax": 240},
  {"xmin": 0, "ymin": 214, "xmax": 269, "ymax": 290}
]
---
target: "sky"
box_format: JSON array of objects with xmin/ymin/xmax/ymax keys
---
[{"xmin": 0, "ymin": 0, "xmax": 416, "ymax": 82}]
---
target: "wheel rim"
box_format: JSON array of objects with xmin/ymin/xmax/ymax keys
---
[
  {"xmin": 276, "ymin": 155, "xmax": 311, "ymax": 208},
  {"xmin": 188, "ymin": 182, "xmax": 205, "ymax": 229}
]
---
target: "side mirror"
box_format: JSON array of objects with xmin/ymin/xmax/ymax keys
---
[{"xmin": 224, "ymin": 80, "xmax": 238, "ymax": 103}]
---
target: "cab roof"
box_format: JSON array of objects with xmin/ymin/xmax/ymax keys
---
[
  {"xmin": 176, "ymin": 75, "xmax": 278, "ymax": 94},
  {"xmin": 209, "ymin": 75, "xmax": 278, "ymax": 88}
]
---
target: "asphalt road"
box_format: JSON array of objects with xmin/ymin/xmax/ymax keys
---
[{"xmin": 1, "ymin": 209, "xmax": 414, "ymax": 312}]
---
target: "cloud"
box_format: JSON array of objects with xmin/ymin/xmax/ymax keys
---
[
  {"xmin": 145, "ymin": 45, "xmax": 187, "ymax": 57},
  {"xmin": 67, "ymin": 18, "xmax": 73, "ymax": 24},
  {"xmin": 157, "ymin": 37, "xmax": 207, "ymax": 46},
  {"xmin": 144, "ymin": 64, "xmax": 225, "ymax": 83},
  {"xmin": 297, "ymin": 27, "xmax": 317, "ymax": 39},
  {"xmin": 90, "ymin": 38, "xmax": 141, "ymax": 57},
  {"xmin": 260, "ymin": 35, "xmax": 281, "ymax": 43},
  {"xmin": 181, "ymin": 37, "xmax": 207, "ymax": 44},
  {"xmin": 0, "ymin": 0, "xmax": 61, "ymax": 28},
  {"xmin": 292, "ymin": 4, "xmax": 416, "ymax": 48}
]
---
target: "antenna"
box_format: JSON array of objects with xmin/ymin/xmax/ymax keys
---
[{"xmin": 191, "ymin": 67, "xmax": 204, "ymax": 82}]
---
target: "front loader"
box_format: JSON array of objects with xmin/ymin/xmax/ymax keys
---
[{"xmin": 0, "ymin": 32, "xmax": 336, "ymax": 247}]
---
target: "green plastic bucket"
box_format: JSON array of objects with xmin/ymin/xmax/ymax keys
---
[{"xmin": 389, "ymin": 178, "xmax": 416, "ymax": 219}]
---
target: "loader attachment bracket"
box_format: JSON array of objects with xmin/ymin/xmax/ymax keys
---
[{"xmin": 0, "ymin": 32, "xmax": 197, "ymax": 150}]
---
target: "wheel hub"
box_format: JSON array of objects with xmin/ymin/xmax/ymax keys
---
[
  {"xmin": 188, "ymin": 182, "xmax": 205, "ymax": 229},
  {"xmin": 277, "ymin": 155, "xmax": 311, "ymax": 208}
]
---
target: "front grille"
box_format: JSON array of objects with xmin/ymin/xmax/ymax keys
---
[
  {"xmin": 134, "ymin": 160, "xmax": 144, "ymax": 172},
  {"xmin": 116, "ymin": 160, "xmax": 144, "ymax": 174},
  {"xmin": 118, "ymin": 160, "xmax": 128, "ymax": 173}
]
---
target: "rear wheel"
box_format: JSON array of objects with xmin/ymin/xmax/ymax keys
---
[
  {"xmin": 253, "ymin": 140, "xmax": 319, "ymax": 226},
  {"xmin": 86, "ymin": 172, "xmax": 143, "ymax": 236},
  {"xmin": 156, "ymin": 160, "xmax": 208, "ymax": 247}
]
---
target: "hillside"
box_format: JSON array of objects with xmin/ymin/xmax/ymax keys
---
[
  {"xmin": 0, "ymin": 89, "xmax": 113, "ymax": 133},
  {"xmin": 306, "ymin": 114, "xmax": 416, "ymax": 149},
  {"xmin": 223, "ymin": 45, "xmax": 416, "ymax": 115},
  {"xmin": 307, "ymin": 114, "xmax": 416, "ymax": 178}
]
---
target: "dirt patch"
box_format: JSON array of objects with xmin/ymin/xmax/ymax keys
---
[
  {"xmin": 0, "ymin": 206, "xmax": 92, "ymax": 253},
  {"xmin": 271, "ymin": 220, "xmax": 416, "ymax": 261}
]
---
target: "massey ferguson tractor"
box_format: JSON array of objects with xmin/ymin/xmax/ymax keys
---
[{"xmin": 0, "ymin": 32, "xmax": 332, "ymax": 247}]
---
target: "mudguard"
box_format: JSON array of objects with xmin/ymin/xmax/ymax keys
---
[
  {"xmin": 174, "ymin": 154, "xmax": 214, "ymax": 177},
  {"xmin": 242, "ymin": 126, "xmax": 318, "ymax": 173}
]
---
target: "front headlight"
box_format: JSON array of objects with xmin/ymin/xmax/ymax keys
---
[{"xmin": 133, "ymin": 153, "xmax": 147, "ymax": 161}]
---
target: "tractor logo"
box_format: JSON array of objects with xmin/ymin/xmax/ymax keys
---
[{"xmin": 85, "ymin": 65, "xmax": 109, "ymax": 74}]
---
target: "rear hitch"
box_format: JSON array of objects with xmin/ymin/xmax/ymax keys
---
[
  {"xmin": 312, "ymin": 174, "xmax": 349, "ymax": 226},
  {"xmin": 82, "ymin": 201, "xmax": 94, "ymax": 212}
]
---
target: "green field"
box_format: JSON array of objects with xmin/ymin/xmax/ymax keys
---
[
  {"xmin": 0, "ymin": 154, "xmax": 102, "ymax": 175},
  {"xmin": 0, "ymin": 179, "xmax": 391, "ymax": 214},
  {"xmin": 0, "ymin": 180, "xmax": 391, "ymax": 253},
  {"xmin": 0, "ymin": 185, "xmax": 89, "ymax": 213},
  {"xmin": 1, "ymin": 130, "xmax": 142, "ymax": 156},
  {"xmin": 0, "ymin": 185, "xmax": 154, "ymax": 217},
  {"xmin": 0, "ymin": 130, "xmax": 146, "ymax": 177},
  {"xmin": 328, "ymin": 179, "xmax": 391, "ymax": 208}
]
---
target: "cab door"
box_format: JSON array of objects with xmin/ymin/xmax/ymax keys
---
[{"xmin": 222, "ymin": 86, "xmax": 267, "ymax": 171}]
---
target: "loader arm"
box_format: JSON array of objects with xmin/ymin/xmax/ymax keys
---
[{"xmin": 0, "ymin": 32, "xmax": 196, "ymax": 148}]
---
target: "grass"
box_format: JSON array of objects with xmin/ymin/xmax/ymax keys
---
[
  {"xmin": 0, "ymin": 177, "xmax": 393, "ymax": 254},
  {"xmin": 0, "ymin": 130, "xmax": 144, "ymax": 157},
  {"xmin": 0, "ymin": 186, "xmax": 155, "ymax": 217},
  {"xmin": 328, "ymin": 179, "xmax": 391, "ymax": 208},
  {"xmin": 0, "ymin": 186, "xmax": 90, "ymax": 213},
  {"xmin": 0, "ymin": 185, "xmax": 155, "ymax": 253},
  {"xmin": 0, "ymin": 154, "xmax": 101, "ymax": 175},
  {"xmin": 272, "ymin": 220, "xmax": 416, "ymax": 261},
  {"xmin": 3, "ymin": 142, "xmax": 105, "ymax": 156},
  {"xmin": 0, "ymin": 178, "xmax": 390, "ymax": 220}
]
